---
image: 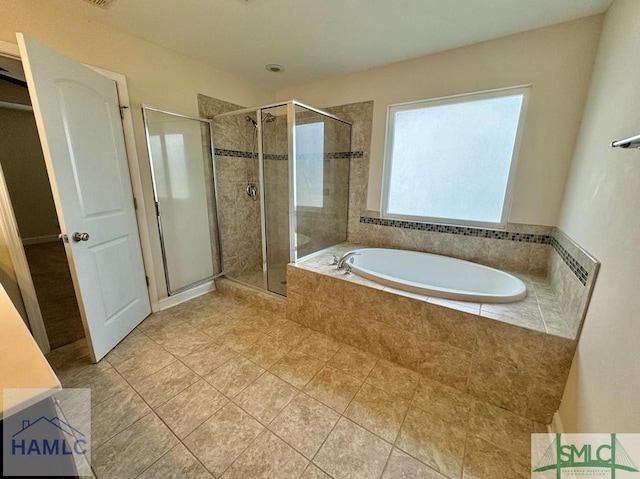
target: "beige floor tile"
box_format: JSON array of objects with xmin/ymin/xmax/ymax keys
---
[
  {"xmin": 295, "ymin": 331, "xmax": 342, "ymax": 361},
  {"xmin": 52, "ymin": 355, "xmax": 112, "ymax": 388},
  {"xmin": 218, "ymin": 322, "xmax": 267, "ymax": 353},
  {"xmin": 233, "ymin": 372, "xmax": 298, "ymax": 424},
  {"xmin": 301, "ymin": 463, "xmax": 331, "ymax": 479},
  {"xmin": 271, "ymin": 350, "xmax": 325, "ymax": 389},
  {"xmin": 241, "ymin": 335, "xmax": 292, "ymax": 369},
  {"xmin": 45, "ymin": 338, "xmax": 90, "ymax": 369},
  {"xmin": 92, "ymin": 413, "xmax": 178, "ymax": 479},
  {"xmin": 130, "ymin": 360, "xmax": 200, "ymax": 408},
  {"xmin": 221, "ymin": 431, "xmax": 308, "ymax": 479},
  {"xmin": 181, "ymin": 342, "xmax": 237, "ymax": 377},
  {"xmin": 381, "ymin": 448, "xmax": 446, "ymax": 479},
  {"xmin": 155, "ymin": 380, "xmax": 228, "ymax": 439},
  {"xmin": 328, "ymin": 344, "xmax": 378, "ymax": 380},
  {"xmin": 269, "ymin": 393, "xmax": 340, "ymax": 459},
  {"xmin": 74, "ymin": 367, "xmax": 130, "ymax": 407},
  {"xmin": 462, "ymin": 435, "xmax": 529, "ymax": 479},
  {"xmin": 467, "ymin": 399, "xmax": 534, "ymax": 461},
  {"xmin": 90, "ymin": 387, "xmax": 151, "ymax": 448},
  {"xmin": 104, "ymin": 332, "xmax": 156, "ymax": 367},
  {"xmin": 303, "ymin": 366, "xmax": 362, "ymax": 413},
  {"xmin": 112, "ymin": 343, "xmax": 176, "ymax": 384},
  {"xmin": 155, "ymin": 328, "xmax": 219, "ymax": 358},
  {"xmin": 396, "ymin": 406, "xmax": 466, "ymax": 478},
  {"xmin": 314, "ymin": 417, "xmax": 392, "ymax": 479},
  {"xmin": 142, "ymin": 319, "xmax": 191, "ymax": 344},
  {"xmin": 183, "ymin": 403, "xmax": 264, "ymax": 477},
  {"xmin": 366, "ymin": 360, "xmax": 420, "ymax": 400},
  {"xmin": 268, "ymin": 319, "xmax": 313, "ymax": 345},
  {"xmin": 204, "ymin": 357, "xmax": 265, "ymax": 398},
  {"xmin": 138, "ymin": 443, "xmax": 213, "ymax": 479},
  {"xmin": 345, "ymin": 383, "xmax": 409, "ymax": 443},
  {"xmin": 412, "ymin": 376, "xmax": 472, "ymax": 427}
]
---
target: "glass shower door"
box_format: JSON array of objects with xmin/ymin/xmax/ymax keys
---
[
  {"xmin": 261, "ymin": 105, "xmax": 289, "ymax": 295},
  {"xmin": 143, "ymin": 106, "xmax": 222, "ymax": 295}
]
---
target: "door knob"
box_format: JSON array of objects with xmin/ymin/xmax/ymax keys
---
[{"xmin": 73, "ymin": 232, "xmax": 90, "ymax": 242}]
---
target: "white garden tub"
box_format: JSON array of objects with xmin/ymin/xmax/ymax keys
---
[{"xmin": 342, "ymin": 248, "xmax": 526, "ymax": 303}]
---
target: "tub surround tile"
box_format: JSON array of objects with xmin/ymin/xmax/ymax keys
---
[
  {"xmin": 366, "ymin": 359, "xmax": 421, "ymax": 401},
  {"xmin": 269, "ymin": 393, "xmax": 340, "ymax": 459},
  {"xmin": 328, "ymin": 344, "xmax": 378, "ymax": 380},
  {"xmin": 420, "ymin": 304, "xmax": 478, "ymax": 351},
  {"xmin": 313, "ymin": 417, "xmax": 392, "ymax": 479},
  {"xmin": 412, "ymin": 377, "xmax": 472, "ymax": 427},
  {"xmin": 467, "ymin": 356, "xmax": 532, "ymax": 416},
  {"xmin": 536, "ymin": 335, "xmax": 577, "ymax": 383},
  {"xmin": 525, "ymin": 375, "xmax": 565, "ymax": 424},
  {"xmin": 416, "ymin": 340, "xmax": 472, "ymax": 391}
]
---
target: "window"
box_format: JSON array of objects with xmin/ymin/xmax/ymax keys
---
[
  {"xmin": 381, "ymin": 86, "xmax": 529, "ymax": 228},
  {"xmin": 295, "ymin": 122, "xmax": 324, "ymax": 208}
]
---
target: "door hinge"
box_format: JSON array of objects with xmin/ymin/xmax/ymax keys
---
[
  {"xmin": 145, "ymin": 276, "xmax": 149, "ymax": 286},
  {"xmin": 119, "ymin": 105, "xmax": 129, "ymax": 119},
  {"xmin": 133, "ymin": 197, "xmax": 138, "ymax": 210}
]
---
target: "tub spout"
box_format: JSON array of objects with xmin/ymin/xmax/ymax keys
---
[{"xmin": 337, "ymin": 251, "xmax": 361, "ymax": 269}]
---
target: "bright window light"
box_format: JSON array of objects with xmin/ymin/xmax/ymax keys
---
[
  {"xmin": 295, "ymin": 122, "xmax": 324, "ymax": 208},
  {"xmin": 382, "ymin": 86, "xmax": 529, "ymax": 227}
]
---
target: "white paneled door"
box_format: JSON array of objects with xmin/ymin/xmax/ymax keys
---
[{"xmin": 17, "ymin": 34, "xmax": 151, "ymax": 361}]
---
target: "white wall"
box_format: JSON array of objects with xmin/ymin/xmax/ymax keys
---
[
  {"xmin": 277, "ymin": 16, "xmax": 603, "ymax": 227},
  {"xmin": 0, "ymin": 0, "xmax": 275, "ymax": 304},
  {"xmin": 557, "ymin": 0, "xmax": 640, "ymax": 432}
]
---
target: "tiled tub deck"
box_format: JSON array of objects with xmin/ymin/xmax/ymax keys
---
[{"xmin": 287, "ymin": 244, "xmax": 577, "ymax": 424}]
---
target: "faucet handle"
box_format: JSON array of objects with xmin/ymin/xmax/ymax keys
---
[
  {"xmin": 331, "ymin": 254, "xmax": 339, "ymax": 265},
  {"xmin": 344, "ymin": 264, "xmax": 353, "ymax": 275}
]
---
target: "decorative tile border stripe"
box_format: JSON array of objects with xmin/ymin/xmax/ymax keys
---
[
  {"xmin": 214, "ymin": 148, "xmax": 364, "ymax": 161},
  {"xmin": 360, "ymin": 216, "xmax": 551, "ymax": 243},
  {"xmin": 359, "ymin": 216, "xmax": 589, "ymax": 285},
  {"xmin": 550, "ymin": 237, "xmax": 588, "ymax": 286}
]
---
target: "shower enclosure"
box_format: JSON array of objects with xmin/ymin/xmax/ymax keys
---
[{"xmin": 212, "ymin": 101, "xmax": 351, "ymax": 296}]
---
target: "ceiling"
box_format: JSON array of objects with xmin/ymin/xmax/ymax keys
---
[{"xmin": 71, "ymin": 0, "xmax": 612, "ymax": 90}]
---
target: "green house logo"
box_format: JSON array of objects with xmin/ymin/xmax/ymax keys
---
[{"xmin": 533, "ymin": 433, "xmax": 639, "ymax": 478}]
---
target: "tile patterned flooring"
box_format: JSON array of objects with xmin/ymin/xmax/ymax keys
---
[{"xmin": 46, "ymin": 289, "xmax": 547, "ymax": 479}]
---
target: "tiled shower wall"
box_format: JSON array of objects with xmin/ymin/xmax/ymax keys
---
[
  {"xmin": 198, "ymin": 95, "xmax": 262, "ymax": 280},
  {"xmin": 330, "ymin": 100, "xmax": 599, "ymax": 340}
]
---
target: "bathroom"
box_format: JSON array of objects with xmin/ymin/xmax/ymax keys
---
[{"xmin": 0, "ymin": 0, "xmax": 638, "ymax": 478}]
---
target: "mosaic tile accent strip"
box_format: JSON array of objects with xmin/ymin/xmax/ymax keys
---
[
  {"xmin": 360, "ymin": 216, "xmax": 551, "ymax": 243},
  {"xmin": 550, "ymin": 237, "xmax": 588, "ymax": 286},
  {"xmin": 359, "ymin": 216, "xmax": 589, "ymax": 285},
  {"xmin": 214, "ymin": 149, "xmax": 363, "ymax": 161}
]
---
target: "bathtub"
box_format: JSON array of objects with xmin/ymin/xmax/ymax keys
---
[{"xmin": 342, "ymin": 248, "xmax": 526, "ymax": 303}]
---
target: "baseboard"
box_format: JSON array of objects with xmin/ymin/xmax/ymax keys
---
[
  {"xmin": 549, "ymin": 410, "xmax": 565, "ymax": 434},
  {"xmin": 156, "ymin": 279, "xmax": 215, "ymax": 311},
  {"xmin": 22, "ymin": 234, "xmax": 59, "ymax": 245}
]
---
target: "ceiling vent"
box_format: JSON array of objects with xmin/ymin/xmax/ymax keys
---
[{"xmin": 83, "ymin": 0, "xmax": 116, "ymax": 9}]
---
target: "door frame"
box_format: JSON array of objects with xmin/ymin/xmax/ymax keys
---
[{"xmin": 0, "ymin": 40, "xmax": 159, "ymax": 353}]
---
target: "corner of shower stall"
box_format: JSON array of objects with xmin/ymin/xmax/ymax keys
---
[{"xmin": 212, "ymin": 101, "xmax": 352, "ymax": 297}]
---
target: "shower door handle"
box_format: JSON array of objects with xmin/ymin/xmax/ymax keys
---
[{"xmin": 72, "ymin": 232, "xmax": 90, "ymax": 242}]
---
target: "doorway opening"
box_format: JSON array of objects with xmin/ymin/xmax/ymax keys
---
[{"xmin": 0, "ymin": 54, "xmax": 85, "ymax": 350}]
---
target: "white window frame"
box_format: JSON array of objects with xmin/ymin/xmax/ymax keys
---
[{"xmin": 380, "ymin": 85, "xmax": 530, "ymax": 229}]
